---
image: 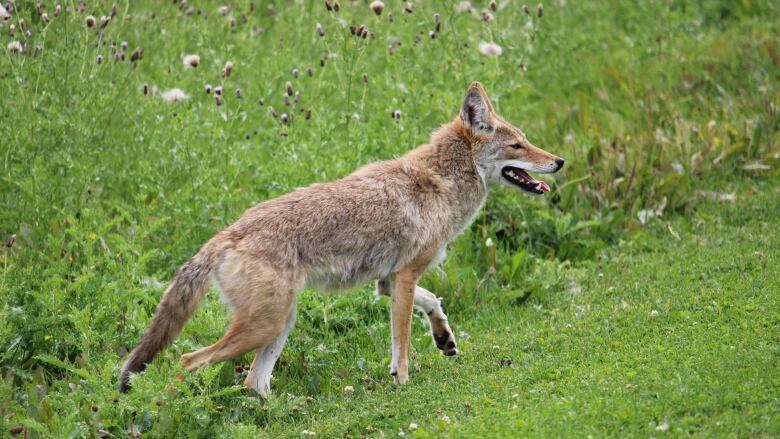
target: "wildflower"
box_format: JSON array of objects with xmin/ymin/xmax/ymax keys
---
[
  {"xmin": 284, "ymin": 94, "xmax": 290, "ymax": 106},
  {"xmin": 429, "ymin": 30, "xmax": 436, "ymax": 39},
  {"xmin": 221, "ymin": 61, "xmax": 234, "ymax": 77},
  {"xmin": 130, "ymin": 47, "xmax": 143, "ymax": 62},
  {"xmin": 0, "ymin": 4, "xmax": 9, "ymax": 21},
  {"xmin": 235, "ymin": 88, "xmax": 242, "ymax": 98},
  {"xmin": 269, "ymin": 107, "xmax": 277, "ymax": 117},
  {"xmin": 392, "ymin": 110, "xmax": 402, "ymax": 119},
  {"xmin": 482, "ymin": 11, "xmax": 493, "ymax": 21},
  {"xmin": 305, "ymin": 108, "xmax": 311, "ymax": 119},
  {"xmin": 440, "ymin": 414, "xmax": 451, "ymax": 424},
  {"xmin": 398, "ymin": 432, "xmax": 405, "ymax": 437},
  {"xmin": 281, "ymin": 113, "xmax": 288, "ymax": 124},
  {"xmin": 205, "ymin": 83, "xmax": 212, "ymax": 94},
  {"xmin": 408, "ymin": 423, "xmax": 418, "ymax": 431},
  {"xmin": 183, "ymin": 54, "xmax": 200, "ymax": 68},
  {"xmin": 370, "ymin": 1, "xmax": 384, "ymax": 15},
  {"xmin": 656, "ymin": 421, "xmax": 669, "ymax": 432},
  {"xmin": 214, "ymin": 86, "xmax": 222, "ymax": 95},
  {"xmin": 258, "ymin": 97, "xmax": 264, "ymax": 106},
  {"xmin": 294, "ymin": 91, "xmax": 301, "ymax": 103},
  {"xmin": 18, "ymin": 18, "xmax": 25, "ymax": 30},
  {"xmin": 343, "ymin": 385, "xmax": 354, "ymax": 394},
  {"xmin": 25, "ymin": 30, "xmax": 32, "ymax": 38},
  {"xmin": 485, "ymin": 238, "xmax": 494, "ymax": 247},
  {"xmin": 489, "ymin": 0, "xmax": 497, "ymax": 11},
  {"xmin": 114, "ymin": 51, "xmax": 124, "ymax": 61},
  {"xmin": 161, "ymin": 88, "xmax": 189, "ymax": 102},
  {"xmin": 215, "ymin": 94, "xmax": 223, "ymax": 106},
  {"xmin": 404, "ymin": 2, "xmax": 414, "ymax": 14},
  {"xmin": 286, "ymin": 81, "xmax": 294, "ymax": 96},
  {"xmin": 96, "ymin": 54, "xmax": 103, "ymax": 64},
  {"xmin": 649, "ymin": 309, "xmax": 659, "ymax": 317},
  {"xmin": 100, "ymin": 16, "xmax": 110, "ymax": 28},
  {"xmin": 120, "ymin": 41, "xmax": 127, "ymax": 51},
  {"xmin": 217, "ymin": 5, "xmax": 229, "ymax": 16},
  {"xmin": 292, "ymin": 68, "xmax": 299, "ymax": 78},
  {"xmin": 307, "ymin": 67, "xmax": 313, "ymax": 77},
  {"xmin": 434, "ymin": 13, "xmax": 440, "ymax": 24},
  {"xmin": 523, "ymin": 4, "xmax": 530, "ymax": 15},
  {"xmin": 333, "ymin": 0, "xmax": 340, "ymax": 12},
  {"xmin": 142, "ymin": 83, "xmax": 149, "ymax": 95},
  {"xmin": 110, "ymin": 3, "xmax": 117, "ymax": 17},
  {"xmin": 324, "ymin": 0, "xmax": 332, "ymax": 11},
  {"xmin": 8, "ymin": 24, "xmax": 14, "ymax": 36},
  {"xmin": 7, "ymin": 41, "xmax": 23, "ymax": 53},
  {"xmin": 55, "ymin": 5, "xmax": 62, "ymax": 17},
  {"xmin": 478, "ymin": 41, "xmax": 502, "ymax": 56},
  {"xmin": 316, "ymin": 22, "xmax": 324, "ymax": 37},
  {"xmin": 41, "ymin": 13, "xmax": 50, "ymax": 23},
  {"xmin": 537, "ymin": 3, "xmax": 543, "ymax": 17},
  {"xmin": 85, "ymin": 15, "xmax": 96, "ymax": 27}
]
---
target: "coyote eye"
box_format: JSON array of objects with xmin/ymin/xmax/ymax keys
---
[{"xmin": 510, "ymin": 143, "xmax": 524, "ymax": 149}]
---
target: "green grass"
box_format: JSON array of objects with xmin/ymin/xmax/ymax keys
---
[{"xmin": 1, "ymin": 0, "xmax": 779, "ymax": 437}]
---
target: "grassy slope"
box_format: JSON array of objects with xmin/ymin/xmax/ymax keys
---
[{"xmin": 229, "ymin": 178, "xmax": 777, "ymax": 438}]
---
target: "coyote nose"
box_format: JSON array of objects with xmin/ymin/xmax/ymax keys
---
[{"xmin": 554, "ymin": 158, "xmax": 565, "ymax": 171}]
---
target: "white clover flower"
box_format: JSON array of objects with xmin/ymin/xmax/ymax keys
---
[{"xmin": 485, "ymin": 238, "xmax": 494, "ymax": 247}]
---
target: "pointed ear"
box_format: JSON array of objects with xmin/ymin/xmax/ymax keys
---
[{"xmin": 459, "ymin": 82, "xmax": 495, "ymax": 133}]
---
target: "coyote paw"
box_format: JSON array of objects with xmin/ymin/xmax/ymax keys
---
[{"xmin": 433, "ymin": 329, "xmax": 458, "ymax": 356}]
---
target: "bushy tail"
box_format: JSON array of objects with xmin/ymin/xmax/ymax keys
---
[{"xmin": 119, "ymin": 238, "xmax": 225, "ymax": 392}]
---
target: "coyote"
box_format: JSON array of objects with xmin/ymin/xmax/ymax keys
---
[{"xmin": 119, "ymin": 82, "xmax": 564, "ymax": 395}]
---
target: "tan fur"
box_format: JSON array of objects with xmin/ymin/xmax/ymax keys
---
[{"xmin": 119, "ymin": 82, "xmax": 564, "ymax": 394}]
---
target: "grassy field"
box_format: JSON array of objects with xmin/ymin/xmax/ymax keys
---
[{"xmin": 1, "ymin": 0, "xmax": 779, "ymax": 437}]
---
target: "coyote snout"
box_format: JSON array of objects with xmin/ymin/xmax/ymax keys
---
[{"xmin": 119, "ymin": 82, "xmax": 564, "ymax": 396}]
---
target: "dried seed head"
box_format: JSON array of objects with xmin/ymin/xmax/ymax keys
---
[
  {"xmin": 114, "ymin": 51, "xmax": 124, "ymax": 61},
  {"xmin": 305, "ymin": 108, "xmax": 312, "ymax": 119},
  {"xmin": 523, "ymin": 4, "xmax": 530, "ymax": 15},
  {"xmin": 434, "ymin": 13, "xmax": 440, "ymax": 23},
  {"xmin": 217, "ymin": 5, "xmax": 229, "ymax": 16},
  {"xmin": 482, "ymin": 11, "xmax": 493, "ymax": 22},
  {"xmin": 392, "ymin": 110, "xmax": 401, "ymax": 119},
  {"xmin": 435, "ymin": 21, "xmax": 441, "ymax": 32},
  {"xmin": 294, "ymin": 91, "xmax": 301, "ymax": 103},
  {"xmin": 333, "ymin": 0, "xmax": 340, "ymax": 12},
  {"xmin": 388, "ymin": 12, "xmax": 394, "ymax": 22},
  {"xmin": 205, "ymin": 83, "xmax": 212, "ymax": 94},
  {"xmin": 429, "ymin": 30, "xmax": 436, "ymax": 39},
  {"xmin": 362, "ymin": 73, "xmax": 368, "ymax": 83},
  {"xmin": 281, "ymin": 113, "xmax": 288, "ymax": 123},
  {"xmin": 215, "ymin": 94, "xmax": 223, "ymax": 106},
  {"xmin": 324, "ymin": 0, "xmax": 332, "ymax": 11},
  {"xmin": 350, "ymin": 24, "xmax": 356, "ymax": 35},
  {"xmin": 130, "ymin": 47, "xmax": 142, "ymax": 62},
  {"xmin": 96, "ymin": 54, "xmax": 103, "ymax": 63},
  {"xmin": 258, "ymin": 97, "xmax": 264, "ymax": 106},
  {"xmin": 8, "ymin": 24, "xmax": 14, "ymax": 35},
  {"xmin": 85, "ymin": 15, "xmax": 96, "ymax": 27},
  {"xmin": 292, "ymin": 68, "xmax": 299, "ymax": 78},
  {"xmin": 25, "ymin": 30, "xmax": 31, "ymax": 38},
  {"xmin": 316, "ymin": 22, "xmax": 324, "ymax": 37},
  {"xmin": 221, "ymin": 61, "xmax": 234, "ymax": 77},
  {"xmin": 7, "ymin": 41, "xmax": 23, "ymax": 53},
  {"xmin": 269, "ymin": 107, "xmax": 277, "ymax": 117},
  {"xmin": 18, "ymin": 18, "xmax": 25, "ymax": 30},
  {"xmin": 357, "ymin": 24, "xmax": 366, "ymax": 37},
  {"xmin": 537, "ymin": 3, "xmax": 543, "ymax": 17},
  {"xmin": 54, "ymin": 5, "xmax": 62, "ymax": 16},
  {"xmin": 404, "ymin": 2, "xmax": 414, "ymax": 14},
  {"xmin": 100, "ymin": 16, "xmax": 111, "ymax": 28},
  {"xmin": 41, "ymin": 13, "xmax": 50, "ymax": 23},
  {"xmin": 161, "ymin": 88, "xmax": 189, "ymax": 102},
  {"xmin": 370, "ymin": 1, "xmax": 384, "ymax": 15},
  {"xmin": 143, "ymin": 83, "xmax": 149, "ymax": 95},
  {"xmin": 280, "ymin": 130, "xmax": 288, "ymax": 137},
  {"xmin": 284, "ymin": 94, "xmax": 290, "ymax": 106},
  {"xmin": 286, "ymin": 81, "xmax": 293, "ymax": 96},
  {"xmin": 111, "ymin": 3, "xmax": 117, "ymax": 17},
  {"xmin": 478, "ymin": 41, "xmax": 502, "ymax": 56},
  {"xmin": 36, "ymin": 3, "xmax": 45, "ymax": 14},
  {"xmin": 489, "ymin": 0, "xmax": 497, "ymax": 12},
  {"xmin": 235, "ymin": 88, "xmax": 242, "ymax": 98},
  {"xmin": 183, "ymin": 54, "xmax": 200, "ymax": 68},
  {"xmin": 214, "ymin": 86, "xmax": 222, "ymax": 95},
  {"xmin": 307, "ymin": 67, "xmax": 313, "ymax": 77}
]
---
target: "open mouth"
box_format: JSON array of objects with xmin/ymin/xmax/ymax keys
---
[{"xmin": 501, "ymin": 167, "xmax": 551, "ymax": 194}]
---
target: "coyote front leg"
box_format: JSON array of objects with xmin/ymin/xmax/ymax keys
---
[
  {"xmin": 389, "ymin": 269, "xmax": 417, "ymax": 384},
  {"xmin": 376, "ymin": 280, "xmax": 457, "ymax": 356}
]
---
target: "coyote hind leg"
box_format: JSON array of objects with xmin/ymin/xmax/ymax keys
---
[{"xmin": 244, "ymin": 299, "xmax": 297, "ymax": 396}]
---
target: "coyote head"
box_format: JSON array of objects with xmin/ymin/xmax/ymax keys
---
[{"xmin": 457, "ymin": 82, "xmax": 564, "ymax": 195}]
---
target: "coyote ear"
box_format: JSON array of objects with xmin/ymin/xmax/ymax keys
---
[{"xmin": 460, "ymin": 82, "xmax": 495, "ymax": 134}]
